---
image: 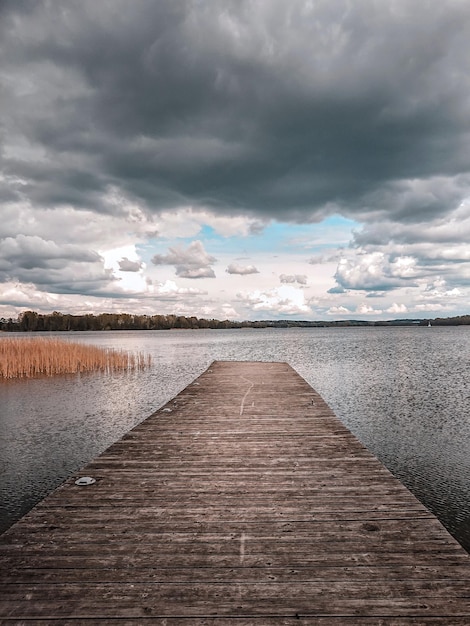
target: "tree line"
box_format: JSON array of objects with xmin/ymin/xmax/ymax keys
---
[
  {"xmin": 0, "ymin": 310, "xmax": 469, "ymax": 332},
  {"xmin": 1, "ymin": 311, "xmax": 243, "ymax": 332}
]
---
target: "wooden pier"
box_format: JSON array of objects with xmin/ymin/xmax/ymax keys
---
[{"xmin": 1, "ymin": 360, "xmax": 470, "ymax": 624}]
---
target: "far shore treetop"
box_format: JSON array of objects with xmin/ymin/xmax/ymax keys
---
[{"xmin": 1, "ymin": 311, "xmax": 469, "ymax": 333}]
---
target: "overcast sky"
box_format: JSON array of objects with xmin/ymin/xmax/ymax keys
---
[{"xmin": 1, "ymin": 0, "xmax": 470, "ymax": 321}]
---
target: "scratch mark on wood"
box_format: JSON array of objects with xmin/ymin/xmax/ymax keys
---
[
  {"xmin": 239, "ymin": 376, "xmax": 255, "ymax": 416},
  {"xmin": 240, "ymin": 532, "xmax": 247, "ymax": 564}
]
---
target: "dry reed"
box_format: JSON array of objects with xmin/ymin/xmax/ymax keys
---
[{"xmin": 0, "ymin": 337, "xmax": 151, "ymax": 379}]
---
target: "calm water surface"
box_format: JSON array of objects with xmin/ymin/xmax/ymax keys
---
[{"xmin": 1, "ymin": 327, "xmax": 469, "ymax": 550}]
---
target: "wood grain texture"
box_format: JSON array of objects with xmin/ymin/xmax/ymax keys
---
[{"xmin": 1, "ymin": 360, "xmax": 470, "ymax": 624}]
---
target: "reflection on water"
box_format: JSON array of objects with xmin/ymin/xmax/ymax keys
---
[{"xmin": 1, "ymin": 327, "xmax": 469, "ymax": 551}]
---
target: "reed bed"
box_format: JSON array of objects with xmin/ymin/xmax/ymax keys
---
[{"xmin": 0, "ymin": 337, "xmax": 151, "ymax": 379}]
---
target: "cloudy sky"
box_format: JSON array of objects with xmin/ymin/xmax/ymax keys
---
[{"xmin": 1, "ymin": 0, "xmax": 470, "ymax": 321}]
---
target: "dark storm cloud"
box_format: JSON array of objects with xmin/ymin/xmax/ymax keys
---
[
  {"xmin": 0, "ymin": 235, "xmax": 114, "ymax": 295},
  {"xmin": 0, "ymin": 235, "xmax": 100, "ymax": 270},
  {"xmin": 1, "ymin": 0, "xmax": 470, "ymax": 225}
]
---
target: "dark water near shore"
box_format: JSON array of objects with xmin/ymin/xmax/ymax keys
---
[{"xmin": 1, "ymin": 327, "xmax": 469, "ymax": 550}]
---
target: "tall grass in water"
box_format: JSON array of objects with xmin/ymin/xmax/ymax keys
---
[{"xmin": 0, "ymin": 337, "xmax": 151, "ymax": 379}]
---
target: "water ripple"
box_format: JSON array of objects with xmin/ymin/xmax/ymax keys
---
[{"xmin": 1, "ymin": 327, "xmax": 469, "ymax": 551}]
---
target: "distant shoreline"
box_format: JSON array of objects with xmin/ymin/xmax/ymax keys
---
[{"xmin": 1, "ymin": 311, "xmax": 469, "ymax": 332}]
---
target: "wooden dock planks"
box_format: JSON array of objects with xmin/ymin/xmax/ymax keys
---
[{"xmin": 1, "ymin": 360, "xmax": 470, "ymax": 624}]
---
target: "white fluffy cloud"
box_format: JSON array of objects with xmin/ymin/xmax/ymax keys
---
[
  {"xmin": 280, "ymin": 274, "xmax": 307, "ymax": 285},
  {"xmin": 151, "ymin": 241, "xmax": 216, "ymax": 279},
  {"xmin": 226, "ymin": 263, "xmax": 259, "ymax": 275},
  {"xmin": 152, "ymin": 209, "xmax": 265, "ymax": 239},
  {"xmin": 356, "ymin": 303, "xmax": 383, "ymax": 316},
  {"xmin": 118, "ymin": 257, "xmax": 143, "ymax": 272},
  {"xmin": 153, "ymin": 280, "xmax": 207, "ymax": 298},
  {"xmin": 327, "ymin": 305, "xmax": 350, "ymax": 316},
  {"xmin": 333, "ymin": 252, "xmax": 419, "ymax": 292},
  {"xmin": 387, "ymin": 303, "xmax": 408, "ymax": 314},
  {"xmin": 237, "ymin": 285, "xmax": 311, "ymax": 316}
]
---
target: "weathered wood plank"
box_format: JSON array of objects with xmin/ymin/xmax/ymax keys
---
[
  {"xmin": 1, "ymin": 360, "xmax": 470, "ymax": 623},
  {"xmin": 2, "ymin": 580, "xmax": 470, "ymax": 618},
  {"xmin": 0, "ymin": 613, "xmax": 468, "ymax": 626},
  {"xmin": 2, "ymin": 611, "xmax": 470, "ymax": 626},
  {"xmin": 3, "ymin": 563, "xmax": 470, "ymax": 585}
]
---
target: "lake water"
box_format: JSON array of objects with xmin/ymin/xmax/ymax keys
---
[{"xmin": 1, "ymin": 327, "xmax": 469, "ymax": 551}]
